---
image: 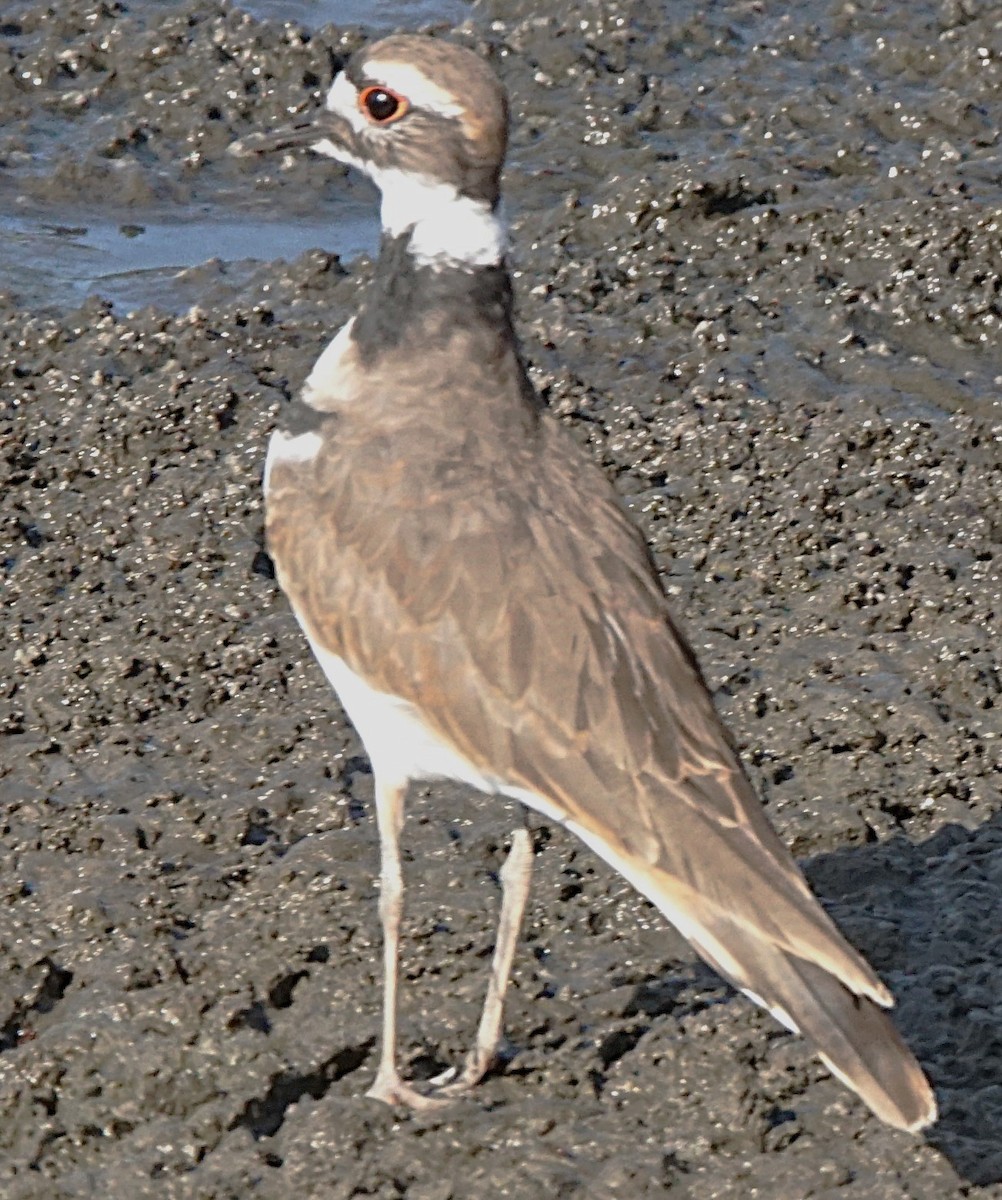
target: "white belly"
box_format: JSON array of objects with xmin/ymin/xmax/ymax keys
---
[{"xmin": 308, "ymin": 636, "xmax": 507, "ymax": 796}]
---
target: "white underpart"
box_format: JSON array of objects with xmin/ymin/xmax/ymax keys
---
[
  {"xmin": 314, "ymin": 70, "xmax": 506, "ymax": 269},
  {"xmin": 263, "ymin": 428, "xmax": 323, "ymax": 493},
  {"xmin": 308, "ymin": 640, "xmax": 516, "ymax": 795},
  {"xmin": 307, "ymin": 638, "xmax": 805, "ymax": 1041}
]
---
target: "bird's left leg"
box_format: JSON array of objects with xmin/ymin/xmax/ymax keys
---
[{"xmin": 436, "ymin": 821, "xmax": 534, "ymax": 1094}]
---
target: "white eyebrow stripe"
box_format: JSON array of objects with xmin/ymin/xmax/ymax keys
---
[{"xmin": 361, "ymin": 59, "xmax": 463, "ymax": 118}]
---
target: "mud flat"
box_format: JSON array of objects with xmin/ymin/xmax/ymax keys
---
[{"xmin": 1, "ymin": 0, "xmax": 1000, "ymax": 1196}]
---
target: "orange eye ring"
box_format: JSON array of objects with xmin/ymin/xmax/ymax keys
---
[{"xmin": 358, "ymin": 85, "xmax": 410, "ymax": 125}]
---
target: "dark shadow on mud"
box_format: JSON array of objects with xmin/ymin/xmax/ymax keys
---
[
  {"xmin": 566, "ymin": 811, "xmax": 1002, "ymax": 1185},
  {"xmin": 801, "ymin": 816, "xmax": 1002, "ymax": 1184}
]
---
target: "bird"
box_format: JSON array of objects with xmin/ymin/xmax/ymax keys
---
[{"xmin": 231, "ymin": 33, "xmax": 937, "ymax": 1130}]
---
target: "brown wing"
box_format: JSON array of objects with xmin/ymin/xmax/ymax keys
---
[
  {"xmin": 268, "ymin": 401, "xmax": 884, "ymax": 997},
  {"xmin": 267, "ymin": 388, "xmax": 935, "ymax": 1129}
]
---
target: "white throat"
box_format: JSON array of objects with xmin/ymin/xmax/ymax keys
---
[
  {"xmin": 317, "ymin": 71, "xmax": 507, "ymax": 270},
  {"xmin": 373, "ymin": 167, "xmax": 506, "ymax": 270}
]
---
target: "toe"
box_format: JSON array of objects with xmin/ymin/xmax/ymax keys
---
[{"xmin": 366, "ymin": 1074, "xmax": 452, "ymax": 1112}]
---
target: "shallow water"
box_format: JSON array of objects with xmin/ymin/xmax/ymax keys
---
[
  {"xmin": 0, "ymin": 205, "xmax": 377, "ymax": 309},
  {"xmin": 0, "ymin": 0, "xmax": 465, "ymax": 311}
]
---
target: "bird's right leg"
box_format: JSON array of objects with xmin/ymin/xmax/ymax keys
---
[{"xmin": 365, "ymin": 777, "xmax": 448, "ymax": 1111}]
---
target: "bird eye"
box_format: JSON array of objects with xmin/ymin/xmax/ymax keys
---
[{"xmin": 359, "ymin": 86, "xmax": 409, "ymax": 125}]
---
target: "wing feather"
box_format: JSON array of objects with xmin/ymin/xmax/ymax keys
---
[
  {"xmin": 269, "ymin": 409, "xmax": 884, "ymax": 992},
  {"xmin": 264, "ymin": 397, "xmax": 942, "ymax": 1126}
]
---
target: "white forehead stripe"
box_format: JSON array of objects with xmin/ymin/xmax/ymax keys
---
[
  {"xmin": 318, "ymin": 65, "xmax": 505, "ymax": 269},
  {"xmin": 361, "ymin": 58, "xmax": 463, "ymax": 119},
  {"xmin": 325, "ymin": 71, "xmax": 367, "ymax": 134}
]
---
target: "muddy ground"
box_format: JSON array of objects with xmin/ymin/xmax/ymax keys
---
[{"xmin": 1, "ymin": 0, "xmax": 1001, "ymax": 1196}]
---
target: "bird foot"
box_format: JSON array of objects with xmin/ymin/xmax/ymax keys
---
[
  {"xmin": 365, "ymin": 1070, "xmax": 453, "ymax": 1112},
  {"xmin": 366, "ymin": 1049, "xmax": 498, "ymax": 1110},
  {"xmin": 430, "ymin": 1055, "xmax": 494, "ymax": 1097},
  {"xmin": 426, "ymin": 1063, "xmax": 459, "ymax": 1088}
]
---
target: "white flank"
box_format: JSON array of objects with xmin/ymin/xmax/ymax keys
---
[
  {"xmin": 309, "ymin": 640, "xmax": 509, "ymax": 793},
  {"xmin": 309, "ymin": 642, "xmax": 601, "ymax": 853},
  {"xmin": 307, "ymin": 638, "xmax": 716, "ymax": 959},
  {"xmin": 309, "ymin": 636, "xmax": 813, "ymax": 1044},
  {"xmin": 301, "ymin": 317, "xmax": 357, "ymax": 408},
  {"xmin": 263, "ymin": 428, "xmax": 323, "ymax": 493},
  {"xmin": 374, "ymin": 167, "xmax": 506, "ymax": 268}
]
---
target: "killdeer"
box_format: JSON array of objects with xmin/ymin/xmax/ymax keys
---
[{"xmin": 233, "ymin": 34, "xmax": 936, "ymax": 1130}]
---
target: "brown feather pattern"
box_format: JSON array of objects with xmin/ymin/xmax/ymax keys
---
[
  {"xmin": 269, "ymin": 315, "xmax": 891, "ymax": 997},
  {"xmin": 263, "ymin": 33, "xmax": 936, "ymax": 1126},
  {"xmin": 269, "ymin": 312, "xmax": 934, "ymax": 1132}
]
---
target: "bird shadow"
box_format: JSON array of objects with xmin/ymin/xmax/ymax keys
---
[
  {"xmin": 427, "ymin": 785, "xmax": 1001, "ymax": 1181},
  {"xmin": 608, "ymin": 812, "xmax": 1002, "ymax": 1182},
  {"xmin": 797, "ymin": 812, "xmax": 1002, "ymax": 1185}
]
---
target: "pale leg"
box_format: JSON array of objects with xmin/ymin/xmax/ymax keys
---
[
  {"xmin": 438, "ymin": 824, "xmax": 533, "ymax": 1093},
  {"xmin": 365, "ymin": 777, "xmax": 447, "ymax": 1111},
  {"xmin": 365, "ymin": 797, "xmax": 533, "ymax": 1109}
]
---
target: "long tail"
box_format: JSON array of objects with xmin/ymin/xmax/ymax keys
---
[
  {"xmin": 566, "ymin": 823, "xmax": 937, "ymax": 1131},
  {"xmin": 691, "ymin": 926, "xmax": 937, "ymax": 1132}
]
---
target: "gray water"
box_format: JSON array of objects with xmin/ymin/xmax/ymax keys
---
[
  {"xmin": 0, "ymin": 0, "xmax": 468, "ymax": 311},
  {"xmin": 239, "ymin": 0, "xmax": 467, "ymax": 32}
]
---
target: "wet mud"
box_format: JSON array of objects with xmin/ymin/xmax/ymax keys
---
[{"xmin": 1, "ymin": 0, "xmax": 1001, "ymax": 1196}]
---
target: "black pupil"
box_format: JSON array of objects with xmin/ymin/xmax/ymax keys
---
[{"xmin": 366, "ymin": 89, "xmax": 400, "ymax": 122}]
